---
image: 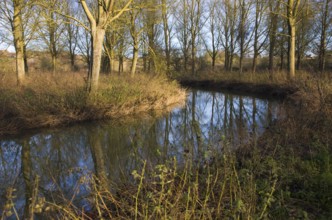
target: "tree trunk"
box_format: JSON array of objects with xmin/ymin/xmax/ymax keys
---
[
  {"xmin": 13, "ymin": 0, "xmax": 25, "ymax": 86},
  {"xmin": 23, "ymin": 44, "xmax": 28, "ymax": 73},
  {"xmin": 252, "ymin": 0, "xmax": 259, "ymax": 74},
  {"xmin": 287, "ymin": 0, "xmax": 299, "ymax": 79},
  {"xmin": 161, "ymin": 0, "xmax": 171, "ymax": 75},
  {"xmin": 252, "ymin": 53, "xmax": 258, "ymax": 74},
  {"xmin": 296, "ymin": 48, "xmax": 301, "ymax": 70},
  {"xmin": 239, "ymin": 0, "xmax": 246, "ymax": 74},
  {"xmin": 70, "ymin": 53, "xmax": 75, "ymax": 71},
  {"xmin": 280, "ymin": 49, "xmax": 284, "ymax": 70},
  {"xmin": 268, "ymin": 0, "xmax": 280, "ymax": 77},
  {"xmin": 118, "ymin": 55, "xmax": 123, "ymax": 75},
  {"xmin": 131, "ymin": 44, "xmax": 139, "ymax": 77},
  {"xmin": 288, "ymin": 21, "xmax": 296, "ymax": 78},
  {"xmin": 318, "ymin": 0, "xmax": 330, "ymax": 73},
  {"xmin": 52, "ymin": 54, "xmax": 56, "ymax": 74},
  {"xmin": 191, "ymin": 40, "xmax": 196, "ymax": 75},
  {"xmin": 212, "ymin": 53, "xmax": 216, "ymax": 69},
  {"xmin": 89, "ymin": 27, "xmax": 106, "ymax": 91},
  {"xmin": 239, "ymin": 56, "xmax": 243, "ymax": 74}
]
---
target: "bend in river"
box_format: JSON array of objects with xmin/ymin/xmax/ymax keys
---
[{"xmin": 0, "ymin": 89, "xmax": 286, "ymax": 215}]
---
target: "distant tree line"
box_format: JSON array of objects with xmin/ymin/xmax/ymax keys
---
[{"xmin": 0, "ymin": 0, "xmax": 331, "ymax": 89}]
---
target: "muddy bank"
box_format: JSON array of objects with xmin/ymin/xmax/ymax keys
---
[{"xmin": 179, "ymin": 79, "xmax": 299, "ymax": 99}]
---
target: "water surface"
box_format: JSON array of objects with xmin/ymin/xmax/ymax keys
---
[{"xmin": 0, "ymin": 89, "xmax": 284, "ymax": 217}]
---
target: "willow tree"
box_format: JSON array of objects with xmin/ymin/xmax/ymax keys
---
[{"xmin": 80, "ymin": 0, "xmax": 132, "ymax": 91}]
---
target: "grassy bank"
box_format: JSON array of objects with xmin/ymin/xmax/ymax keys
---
[
  {"xmin": 178, "ymin": 70, "xmax": 332, "ymax": 100},
  {"xmin": 20, "ymin": 109, "xmax": 332, "ymax": 219},
  {"xmin": 49, "ymin": 71, "xmax": 330, "ymax": 219},
  {"xmin": 2, "ymin": 71, "xmax": 332, "ymax": 219},
  {"xmin": 0, "ymin": 72, "xmax": 186, "ymax": 136}
]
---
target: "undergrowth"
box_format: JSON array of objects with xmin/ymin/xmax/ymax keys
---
[
  {"xmin": 4, "ymin": 124, "xmax": 331, "ymax": 219},
  {"xmin": 1, "ymin": 70, "xmax": 332, "ymax": 219},
  {"xmin": 0, "ymin": 73, "xmax": 186, "ymax": 135}
]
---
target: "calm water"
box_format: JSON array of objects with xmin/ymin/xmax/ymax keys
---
[{"xmin": 0, "ymin": 89, "xmax": 284, "ymax": 217}]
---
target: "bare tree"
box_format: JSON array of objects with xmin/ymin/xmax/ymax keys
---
[
  {"xmin": 145, "ymin": 0, "xmax": 159, "ymax": 72},
  {"xmin": 268, "ymin": 0, "xmax": 281, "ymax": 75},
  {"xmin": 237, "ymin": 0, "xmax": 253, "ymax": 74},
  {"xmin": 295, "ymin": 1, "xmax": 315, "ymax": 70},
  {"xmin": 317, "ymin": 0, "xmax": 332, "ymax": 73},
  {"xmin": 220, "ymin": 0, "xmax": 238, "ymax": 71},
  {"xmin": 64, "ymin": 0, "xmax": 80, "ymax": 71},
  {"xmin": 38, "ymin": 0, "xmax": 66, "ymax": 74},
  {"xmin": 13, "ymin": 0, "xmax": 25, "ymax": 84},
  {"xmin": 129, "ymin": 1, "xmax": 144, "ymax": 77},
  {"xmin": 77, "ymin": 25, "xmax": 92, "ymax": 70},
  {"xmin": 176, "ymin": 0, "xmax": 190, "ymax": 72},
  {"xmin": 204, "ymin": 0, "xmax": 222, "ymax": 70},
  {"xmin": 188, "ymin": 0, "xmax": 202, "ymax": 75},
  {"xmin": 104, "ymin": 15, "xmax": 129, "ymax": 75},
  {"xmin": 80, "ymin": 0, "xmax": 132, "ymax": 91},
  {"xmin": 161, "ymin": 0, "xmax": 172, "ymax": 74},
  {"xmin": 72, "ymin": 7, "xmax": 92, "ymax": 71},
  {"xmin": 252, "ymin": 0, "xmax": 268, "ymax": 74},
  {"xmin": 0, "ymin": 0, "xmax": 27, "ymax": 84},
  {"xmin": 287, "ymin": 0, "xmax": 301, "ymax": 78},
  {"xmin": 116, "ymin": 28, "xmax": 128, "ymax": 74},
  {"xmin": 278, "ymin": 17, "xmax": 288, "ymax": 71}
]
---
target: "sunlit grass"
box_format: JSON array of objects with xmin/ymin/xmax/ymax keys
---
[
  {"xmin": 0, "ymin": 72, "xmax": 186, "ymax": 135},
  {"xmin": 178, "ymin": 67, "xmax": 332, "ymax": 86}
]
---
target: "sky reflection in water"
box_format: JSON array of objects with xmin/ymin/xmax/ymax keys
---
[{"xmin": 0, "ymin": 89, "xmax": 284, "ymax": 217}]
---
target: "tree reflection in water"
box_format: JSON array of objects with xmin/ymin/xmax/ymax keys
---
[{"xmin": 0, "ymin": 90, "xmax": 285, "ymax": 218}]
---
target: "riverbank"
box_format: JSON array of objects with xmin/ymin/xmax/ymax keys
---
[
  {"xmin": 178, "ymin": 71, "xmax": 331, "ymax": 102},
  {"xmin": 2, "ymin": 71, "xmax": 332, "ymax": 219},
  {"xmin": 91, "ymin": 72, "xmax": 331, "ymax": 219},
  {"xmin": 172, "ymin": 71, "xmax": 332, "ymax": 218},
  {"xmin": 0, "ymin": 73, "xmax": 186, "ymax": 136},
  {"xmin": 180, "ymin": 79, "xmax": 297, "ymax": 99},
  {"xmin": 45, "ymin": 98, "xmax": 332, "ymax": 219}
]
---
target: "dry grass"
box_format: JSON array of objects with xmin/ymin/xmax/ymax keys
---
[
  {"xmin": 2, "ymin": 70, "xmax": 332, "ymax": 219},
  {"xmin": 179, "ymin": 68, "xmax": 332, "ymax": 85},
  {"xmin": 178, "ymin": 69, "xmax": 332, "ymax": 110},
  {"xmin": 0, "ymin": 72, "xmax": 186, "ymax": 136}
]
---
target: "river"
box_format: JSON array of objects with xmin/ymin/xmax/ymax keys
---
[{"xmin": 0, "ymin": 89, "xmax": 285, "ymax": 218}]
